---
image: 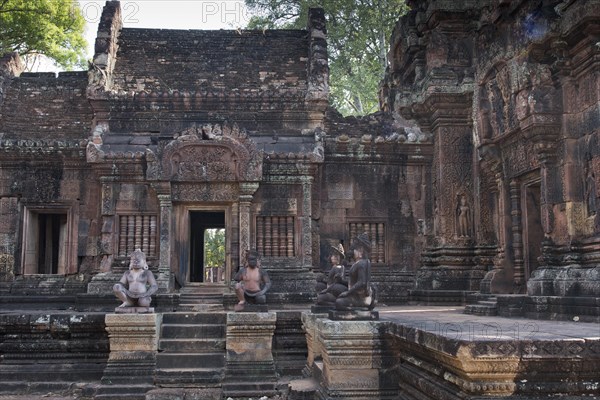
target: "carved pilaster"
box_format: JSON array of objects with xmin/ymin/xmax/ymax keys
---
[
  {"xmin": 510, "ymin": 180, "xmax": 525, "ymax": 291},
  {"xmin": 239, "ymin": 182, "xmax": 259, "ymax": 260},
  {"xmin": 157, "ymin": 192, "xmax": 172, "ymax": 292},
  {"xmin": 301, "ymin": 177, "xmax": 313, "ymax": 270}
]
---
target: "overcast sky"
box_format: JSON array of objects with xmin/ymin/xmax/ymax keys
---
[{"xmin": 78, "ymin": 1, "xmax": 252, "ymax": 58}]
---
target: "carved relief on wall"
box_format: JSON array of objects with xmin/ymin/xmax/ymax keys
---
[
  {"xmin": 167, "ymin": 145, "xmax": 237, "ymax": 182},
  {"xmin": 502, "ymin": 136, "xmax": 539, "ymax": 179},
  {"xmin": 0, "ymin": 254, "xmax": 15, "ymax": 281},
  {"xmin": 158, "ymin": 123, "xmax": 263, "ymax": 183},
  {"xmin": 455, "ymin": 194, "xmax": 472, "ymax": 239},
  {"xmin": 481, "ymin": 64, "xmax": 516, "ymax": 137},
  {"xmin": 171, "ymin": 183, "xmax": 239, "ymax": 202}
]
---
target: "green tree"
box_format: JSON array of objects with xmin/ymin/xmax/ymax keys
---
[
  {"xmin": 204, "ymin": 229, "xmax": 225, "ymax": 268},
  {"xmin": 0, "ymin": 0, "xmax": 87, "ymax": 69},
  {"xmin": 245, "ymin": 0, "xmax": 408, "ymax": 116}
]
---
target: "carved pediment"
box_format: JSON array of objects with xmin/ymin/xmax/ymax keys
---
[{"xmin": 154, "ymin": 123, "xmax": 263, "ymax": 182}]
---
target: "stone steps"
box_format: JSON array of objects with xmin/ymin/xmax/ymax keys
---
[
  {"xmin": 155, "ymin": 312, "xmax": 227, "ymax": 388},
  {"xmin": 156, "ymin": 352, "xmax": 225, "ymax": 369},
  {"xmin": 161, "ymin": 323, "xmax": 225, "ymax": 338},
  {"xmin": 288, "ymin": 377, "xmax": 319, "ymax": 400},
  {"xmin": 464, "ymin": 296, "xmax": 498, "ymax": 316},
  {"xmin": 94, "ymin": 384, "xmax": 154, "ymax": 400},
  {"xmin": 159, "ymin": 338, "xmax": 225, "ymax": 352},
  {"xmin": 178, "ymin": 286, "xmax": 227, "ymax": 312}
]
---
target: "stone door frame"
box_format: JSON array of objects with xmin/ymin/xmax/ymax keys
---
[{"xmin": 172, "ymin": 203, "xmax": 233, "ymax": 288}]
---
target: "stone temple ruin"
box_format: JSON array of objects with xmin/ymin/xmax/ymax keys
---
[{"xmin": 0, "ymin": 0, "xmax": 598, "ymax": 399}]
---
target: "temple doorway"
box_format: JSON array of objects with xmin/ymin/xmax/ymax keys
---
[
  {"xmin": 189, "ymin": 211, "xmax": 226, "ymax": 283},
  {"xmin": 522, "ymin": 181, "xmax": 543, "ymax": 281}
]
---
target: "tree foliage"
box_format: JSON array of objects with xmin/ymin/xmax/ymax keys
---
[
  {"xmin": 245, "ymin": 0, "xmax": 408, "ymax": 116},
  {"xmin": 0, "ymin": 0, "xmax": 87, "ymax": 69},
  {"xmin": 204, "ymin": 229, "xmax": 225, "ymax": 268}
]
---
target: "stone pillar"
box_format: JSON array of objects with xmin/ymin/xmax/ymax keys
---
[
  {"xmin": 239, "ymin": 182, "xmax": 259, "ymax": 260},
  {"xmin": 157, "ymin": 193, "xmax": 172, "ymax": 292},
  {"xmin": 223, "ymin": 312, "xmax": 277, "ymax": 398},
  {"xmin": 316, "ymin": 318, "xmax": 396, "ymax": 399},
  {"xmin": 98, "ymin": 313, "xmax": 160, "ymax": 397}
]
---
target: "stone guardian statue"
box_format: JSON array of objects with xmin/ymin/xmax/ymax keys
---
[{"xmin": 113, "ymin": 249, "xmax": 158, "ymax": 309}]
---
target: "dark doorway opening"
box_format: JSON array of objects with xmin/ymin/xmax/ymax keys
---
[
  {"xmin": 189, "ymin": 211, "xmax": 225, "ymax": 283},
  {"xmin": 523, "ymin": 182, "xmax": 543, "ymax": 281}
]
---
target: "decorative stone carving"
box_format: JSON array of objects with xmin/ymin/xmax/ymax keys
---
[{"xmin": 159, "ymin": 123, "xmax": 263, "ymax": 183}]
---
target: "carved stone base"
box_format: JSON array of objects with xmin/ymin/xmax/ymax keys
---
[
  {"xmin": 114, "ymin": 306, "xmax": 154, "ymax": 313},
  {"xmin": 87, "ymin": 272, "xmax": 120, "ymax": 294},
  {"xmin": 328, "ymin": 310, "xmax": 379, "ymax": 321},
  {"xmin": 417, "ymin": 246, "xmax": 481, "ymax": 292},
  {"xmin": 234, "ymin": 303, "xmax": 268, "ymax": 312},
  {"xmin": 315, "ymin": 318, "xmax": 397, "ymax": 399},
  {"xmin": 528, "ymin": 266, "xmax": 600, "ymax": 297},
  {"xmin": 97, "ymin": 313, "xmax": 160, "ymax": 398},
  {"xmin": 223, "ymin": 312, "xmax": 277, "ymax": 398},
  {"xmin": 301, "ymin": 311, "xmax": 328, "ymax": 377},
  {"xmin": 480, "ymin": 268, "xmax": 513, "ymax": 294},
  {"xmin": 311, "ymin": 305, "xmax": 334, "ymax": 313}
]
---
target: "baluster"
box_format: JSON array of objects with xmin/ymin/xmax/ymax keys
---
[
  {"xmin": 149, "ymin": 216, "xmax": 157, "ymax": 257},
  {"xmin": 135, "ymin": 215, "xmax": 143, "ymax": 250},
  {"xmin": 119, "ymin": 216, "xmax": 127, "ymax": 257},
  {"xmin": 287, "ymin": 217, "xmax": 294, "ymax": 257},
  {"xmin": 142, "ymin": 215, "xmax": 150, "ymax": 255},
  {"xmin": 378, "ymin": 223, "xmax": 385, "ymax": 263},
  {"xmin": 370, "ymin": 223, "xmax": 377, "ymax": 262},
  {"xmin": 273, "ymin": 216, "xmax": 281, "ymax": 257},
  {"xmin": 265, "ymin": 217, "xmax": 272, "ymax": 257},
  {"xmin": 127, "ymin": 215, "xmax": 135, "ymax": 255},
  {"xmin": 256, "ymin": 217, "xmax": 264, "ymax": 256},
  {"xmin": 279, "ymin": 216, "xmax": 286, "ymax": 257}
]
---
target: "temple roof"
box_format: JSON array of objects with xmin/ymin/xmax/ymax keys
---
[
  {"xmin": 0, "ymin": 72, "xmax": 93, "ymax": 140},
  {"xmin": 110, "ymin": 28, "xmax": 310, "ymax": 96}
]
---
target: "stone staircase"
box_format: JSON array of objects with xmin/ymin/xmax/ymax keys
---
[
  {"xmin": 178, "ymin": 284, "xmax": 227, "ymax": 312},
  {"xmin": 464, "ymin": 294, "xmax": 498, "ymax": 316},
  {"xmin": 155, "ymin": 312, "xmax": 227, "ymax": 388}
]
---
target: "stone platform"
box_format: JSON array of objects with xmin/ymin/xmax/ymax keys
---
[
  {"xmin": 0, "ymin": 306, "xmax": 598, "ymax": 399},
  {"xmin": 379, "ymin": 306, "xmax": 600, "ymax": 399},
  {"xmin": 302, "ymin": 306, "xmax": 600, "ymax": 399}
]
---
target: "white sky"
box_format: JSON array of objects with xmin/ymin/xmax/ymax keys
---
[{"xmin": 78, "ymin": 0, "xmax": 253, "ymax": 59}]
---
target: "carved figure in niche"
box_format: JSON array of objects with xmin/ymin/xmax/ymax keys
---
[
  {"xmin": 335, "ymin": 233, "xmax": 376, "ymax": 311},
  {"xmin": 113, "ymin": 249, "xmax": 158, "ymax": 308},
  {"xmin": 478, "ymin": 97, "xmax": 493, "ymax": 140},
  {"xmin": 316, "ymin": 244, "xmax": 347, "ymax": 307},
  {"xmin": 585, "ymin": 160, "xmax": 597, "ymax": 216},
  {"xmin": 456, "ymin": 195, "xmax": 472, "ymax": 238},
  {"xmin": 233, "ymin": 250, "xmax": 271, "ymax": 311}
]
